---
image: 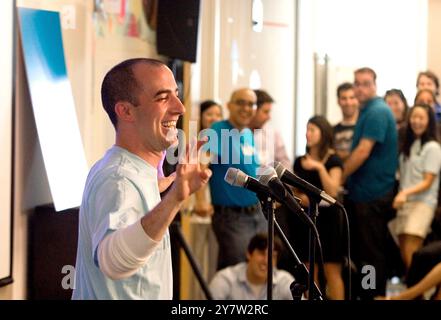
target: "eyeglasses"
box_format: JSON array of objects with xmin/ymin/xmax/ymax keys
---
[
  {"xmin": 354, "ymin": 81, "xmax": 374, "ymax": 88},
  {"xmin": 233, "ymin": 99, "xmax": 257, "ymax": 109}
]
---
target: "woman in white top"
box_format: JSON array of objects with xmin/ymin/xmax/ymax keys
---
[{"xmin": 391, "ymin": 104, "xmax": 441, "ymax": 270}]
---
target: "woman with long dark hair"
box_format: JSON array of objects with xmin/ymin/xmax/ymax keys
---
[
  {"xmin": 390, "ymin": 104, "xmax": 441, "ymax": 271},
  {"xmin": 292, "ymin": 115, "xmax": 345, "ymax": 299},
  {"xmin": 384, "ymin": 89, "xmax": 409, "ymax": 131}
]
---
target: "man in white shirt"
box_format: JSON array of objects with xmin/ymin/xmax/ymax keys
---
[
  {"xmin": 209, "ymin": 233, "xmax": 295, "ymax": 300},
  {"xmin": 249, "ymin": 89, "xmax": 291, "ymax": 171},
  {"xmin": 72, "ymin": 58, "xmax": 211, "ymax": 299}
]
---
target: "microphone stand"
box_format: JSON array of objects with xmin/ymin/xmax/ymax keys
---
[
  {"xmin": 170, "ymin": 220, "xmax": 213, "ymax": 300},
  {"xmin": 258, "ymin": 193, "xmax": 323, "ymax": 301},
  {"xmin": 273, "ymin": 217, "xmax": 323, "ymax": 300},
  {"xmin": 307, "ymin": 198, "xmax": 320, "ymax": 300},
  {"xmin": 282, "ymin": 184, "xmax": 324, "ymax": 300},
  {"xmin": 258, "ymin": 194, "xmax": 276, "ymax": 301}
]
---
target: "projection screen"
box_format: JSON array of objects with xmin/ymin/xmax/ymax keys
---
[{"xmin": 0, "ymin": 0, "xmax": 14, "ymax": 286}]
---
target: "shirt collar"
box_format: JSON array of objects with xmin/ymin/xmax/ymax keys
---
[
  {"xmin": 237, "ymin": 263, "xmax": 249, "ymax": 284},
  {"xmin": 226, "ymin": 120, "xmax": 252, "ymax": 134},
  {"xmin": 238, "ymin": 263, "xmax": 281, "ymax": 286},
  {"xmin": 110, "ymin": 145, "xmax": 157, "ymax": 175},
  {"xmin": 360, "ymin": 96, "xmax": 382, "ymax": 112}
]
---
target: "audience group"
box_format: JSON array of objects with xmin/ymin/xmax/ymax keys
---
[{"xmin": 190, "ymin": 68, "xmax": 441, "ymax": 300}]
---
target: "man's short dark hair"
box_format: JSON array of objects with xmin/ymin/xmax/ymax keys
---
[
  {"xmin": 354, "ymin": 67, "xmax": 377, "ymax": 82},
  {"xmin": 101, "ymin": 58, "xmax": 165, "ymax": 128},
  {"xmin": 247, "ymin": 232, "xmax": 282, "ymax": 254},
  {"xmin": 336, "ymin": 82, "xmax": 354, "ymax": 99},
  {"xmin": 254, "ymin": 89, "xmax": 274, "ymax": 109}
]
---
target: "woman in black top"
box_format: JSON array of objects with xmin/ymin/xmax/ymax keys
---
[{"xmin": 292, "ymin": 115, "xmax": 345, "ymax": 300}]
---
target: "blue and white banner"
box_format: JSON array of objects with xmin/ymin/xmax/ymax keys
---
[{"xmin": 18, "ymin": 8, "xmax": 88, "ymax": 212}]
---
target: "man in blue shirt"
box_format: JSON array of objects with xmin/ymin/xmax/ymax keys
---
[
  {"xmin": 208, "ymin": 88, "xmax": 267, "ymax": 270},
  {"xmin": 343, "ymin": 67, "xmax": 398, "ymax": 299}
]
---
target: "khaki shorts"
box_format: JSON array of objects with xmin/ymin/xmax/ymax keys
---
[{"xmin": 388, "ymin": 201, "xmax": 434, "ymax": 243}]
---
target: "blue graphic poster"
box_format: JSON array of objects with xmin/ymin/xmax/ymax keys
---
[{"xmin": 18, "ymin": 8, "xmax": 88, "ymax": 212}]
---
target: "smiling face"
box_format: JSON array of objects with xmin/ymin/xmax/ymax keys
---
[
  {"xmin": 130, "ymin": 63, "xmax": 185, "ymax": 152},
  {"xmin": 415, "ymin": 90, "xmax": 436, "ymax": 109},
  {"xmin": 250, "ymin": 102, "xmax": 272, "ymax": 129},
  {"xmin": 338, "ymin": 88, "xmax": 359, "ymax": 118},
  {"xmin": 409, "ymin": 106, "xmax": 429, "ymax": 138},
  {"xmin": 227, "ymin": 89, "xmax": 257, "ymax": 129},
  {"xmin": 385, "ymin": 93, "xmax": 406, "ymax": 123},
  {"xmin": 306, "ymin": 122, "xmax": 322, "ymax": 148},
  {"xmin": 417, "ymin": 74, "xmax": 438, "ymax": 95},
  {"xmin": 201, "ymin": 104, "xmax": 222, "ymax": 129},
  {"xmin": 246, "ymin": 248, "xmax": 277, "ymax": 284}
]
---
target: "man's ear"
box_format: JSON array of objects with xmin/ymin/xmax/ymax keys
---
[
  {"xmin": 245, "ymin": 251, "xmax": 251, "ymax": 262},
  {"xmin": 115, "ymin": 101, "xmax": 135, "ymax": 123},
  {"xmin": 227, "ymin": 102, "xmax": 233, "ymax": 113}
]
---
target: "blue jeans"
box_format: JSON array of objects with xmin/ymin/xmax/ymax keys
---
[{"xmin": 212, "ymin": 204, "xmax": 267, "ymax": 270}]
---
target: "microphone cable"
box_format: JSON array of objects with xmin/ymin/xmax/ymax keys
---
[
  {"xmin": 281, "ymin": 183, "xmax": 325, "ymax": 297},
  {"xmin": 336, "ymin": 201, "xmax": 352, "ymax": 300}
]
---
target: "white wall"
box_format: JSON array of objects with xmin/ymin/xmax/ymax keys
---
[
  {"xmin": 296, "ymin": 0, "xmax": 315, "ymax": 156},
  {"xmin": 428, "ymin": 0, "xmax": 441, "ymax": 83},
  {"xmin": 297, "ymin": 0, "xmax": 428, "ymax": 154},
  {"xmin": 194, "ymin": 0, "xmax": 296, "ymax": 160}
]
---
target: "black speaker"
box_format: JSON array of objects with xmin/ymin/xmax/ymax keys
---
[
  {"xmin": 28, "ymin": 204, "xmax": 79, "ymax": 299},
  {"xmin": 156, "ymin": 0, "xmax": 200, "ymax": 63}
]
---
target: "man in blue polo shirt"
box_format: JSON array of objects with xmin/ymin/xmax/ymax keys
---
[
  {"xmin": 208, "ymin": 88, "xmax": 267, "ymax": 270},
  {"xmin": 343, "ymin": 67, "xmax": 398, "ymax": 299}
]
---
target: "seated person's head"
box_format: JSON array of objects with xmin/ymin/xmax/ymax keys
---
[{"xmin": 246, "ymin": 233, "xmax": 283, "ymax": 284}]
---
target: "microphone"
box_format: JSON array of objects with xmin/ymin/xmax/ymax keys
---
[
  {"xmin": 224, "ymin": 167, "xmax": 271, "ymax": 198},
  {"xmin": 273, "ymin": 161, "xmax": 342, "ymax": 207},
  {"xmin": 257, "ymin": 167, "xmax": 316, "ymax": 230},
  {"xmin": 226, "ymin": 167, "xmax": 320, "ymax": 241}
]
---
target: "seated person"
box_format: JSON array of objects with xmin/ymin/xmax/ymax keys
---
[
  {"xmin": 377, "ymin": 261, "xmax": 441, "ymax": 300},
  {"xmin": 406, "ymin": 241, "xmax": 441, "ymax": 295},
  {"xmin": 209, "ymin": 232, "xmax": 295, "ymax": 300}
]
